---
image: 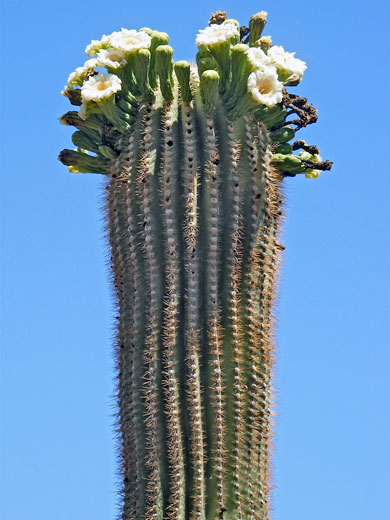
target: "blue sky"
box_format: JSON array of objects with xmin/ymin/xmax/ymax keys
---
[{"xmin": 1, "ymin": 1, "xmax": 389, "ymax": 519}]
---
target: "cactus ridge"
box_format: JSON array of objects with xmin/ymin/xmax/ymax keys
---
[
  {"xmin": 106, "ymin": 169, "xmax": 138, "ymax": 517},
  {"xmin": 180, "ymin": 102, "xmax": 207, "ymax": 518},
  {"xmin": 59, "ymin": 10, "xmax": 332, "ymax": 519}
]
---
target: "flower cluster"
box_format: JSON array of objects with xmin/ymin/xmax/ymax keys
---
[
  {"xmin": 64, "ymin": 28, "xmax": 152, "ymax": 118},
  {"xmin": 59, "ymin": 12, "xmax": 330, "ymax": 179},
  {"xmin": 246, "ymin": 44, "xmax": 306, "ymax": 108},
  {"xmin": 195, "ymin": 16, "xmax": 306, "ymax": 110}
]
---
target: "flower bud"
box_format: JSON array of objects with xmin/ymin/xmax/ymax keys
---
[
  {"xmin": 196, "ymin": 55, "xmax": 218, "ymax": 76},
  {"xmin": 99, "ymin": 145, "xmax": 119, "ymax": 159},
  {"xmin": 59, "ymin": 111, "xmax": 102, "ymax": 137},
  {"xmin": 58, "ymin": 149, "xmax": 110, "ymax": 174},
  {"xmin": 132, "ymin": 49, "xmax": 155, "ymax": 100},
  {"xmin": 225, "ymin": 44, "xmax": 252, "ymax": 110},
  {"xmin": 271, "ymin": 153, "xmax": 305, "ymax": 175},
  {"xmin": 254, "ymin": 105, "xmax": 286, "ymax": 127},
  {"xmin": 155, "ymin": 45, "xmax": 174, "ymax": 101},
  {"xmin": 174, "ymin": 61, "xmax": 192, "ymax": 102},
  {"xmin": 249, "ymin": 11, "xmax": 268, "ymax": 47},
  {"xmin": 269, "ymin": 126, "xmax": 295, "ymax": 144},
  {"xmin": 149, "ymin": 31, "xmax": 170, "ymax": 89},
  {"xmin": 274, "ymin": 143, "xmax": 293, "ymax": 154},
  {"xmin": 72, "ymin": 130, "xmax": 100, "ymax": 153},
  {"xmin": 200, "ymin": 70, "xmax": 220, "ymax": 113},
  {"xmin": 139, "ymin": 27, "xmax": 153, "ymax": 36}
]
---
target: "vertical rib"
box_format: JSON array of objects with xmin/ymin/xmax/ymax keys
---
[
  {"xmin": 224, "ymin": 121, "xmax": 246, "ymax": 517},
  {"xmin": 244, "ymin": 115, "xmax": 268, "ymax": 518},
  {"xmin": 107, "ymin": 140, "xmax": 137, "ymax": 519},
  {"xmin": 181, "ymin": 99, "xmax": 206, "ymax": 518},
  {"xmin": 204, "ymin": 113, "xmax": 225, "ymax": 517},
  {"xmin": 123, "ymin": 126, "xmax": 148, "ymax": 518},
  {"xmin": 160, "ymin": 90, "xmax": 186, "ymax": 518},
  {"xmin": 138, "ymin": 102, "xmax": 165, "ymax": 519},
  {"xmin": 244, "ymin": 118, "xmax": 280, "ymax": 519},
  {"xmin": 254, "ymin": 123, "xmax": 284, "ymax": 519}
]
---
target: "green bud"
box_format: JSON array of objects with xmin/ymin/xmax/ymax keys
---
[
  {"xmin": 271, "ymin": 153, "xmax": 305, "ymax": 174},
  {"xmin": 207, "ymin": 41, "xmax": 232, "ymax": 92},
  {"xmin": 139, "ymin": 27, "xmax": 153, "ymax": 36},
  {"xmin": 196, "ymin": 46, "xmax": 211, "ymax": 61},
  {"xmin": 59, "ymin": 111, "xmax": 101, "ymax": 136},
  {"xmin": 117, "ymin": 97, "xmax": 138, "ymax": 115},
  {"xmin": 98, "ymin": 95, "xmax": 131, "ymax": 133},
  {"xmin": 174, "ymin": 61, "xmax": 192, "ymax": 103},
  {"xmin": 269, "ymin": 126, "xmax": 295, "ymax": 144},
  {"xmin": 197, "ymin": 55, "xmax": 218, "ymax": 76},
  {"xmin": 255, "ymin": 106, "xmax": 286, "ymax": 128},
  {"xmin": 72, "ymin": 130, "xmax": 100, "ymax": 154},
  {"xmin": 132, "ymin": 49, "xmax": 155, "ymax": 100},
  {"xmin": 274, "ymin": 143, "xmax": 293, "ymax": 154},
  {"xmin": 116, "ymin": 106, "xmax": 136, "ymax": 125},
  {"xmin": 149, "ymin": 31, "xmax": 170, "ymax": 89},
  {"xmin": 249, "ymin": 11, "xmax": 268, "ymax": 46},
  {"xmin": 151, "ymin": 30, "xmax": 169, "ymax": 47},
  {"xmin": 58, "ymin": 149, "xmax": 110, "ymax": 174},
  {"xmin": 200, "ymin": 70, "xmax": 220, "ymax": 113},
  {"xmin": 155, "ymin": 45, "xmax": 174, "ymax": 101},
  {"xmin": 225, "ymin": 44, "xmax": 252, "ymax": 109},
  {"xmin": 98, "ymin": 145, "xmax": 118, "ymax": 159}
]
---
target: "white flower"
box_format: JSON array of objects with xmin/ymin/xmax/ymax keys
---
[
  {"xmin": 96, "ymin": 48, "xmax": 128, "ymax": 69},
  {"xmin": 196, "ymin": 23, "xmax": 239, "ymax": 47},
  {"xmin": 246, "ymin": 47, "xmax": 272, "ymax": 70},
  {"xmin": 247, "ymin": 68, "xmax": 284, "ymax": 108},
  {"xmin": 85, "ymin": 34, "xmax": 111, "ymax": 56},
  {"xmin": 109, "ymin": 29, "xmax": 151, "ymax": 53},
  {"xmin": 68, "ymin": 58, "xmax": 97, "ymax": 87},
  {"xmin": 268, "ymin": 45, "xmax": 307, "ymax": 81},
  {"xmin": 81, "ymin": 72, "xmax": 122, "ymax": 103}
]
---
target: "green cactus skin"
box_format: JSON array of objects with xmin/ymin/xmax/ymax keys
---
[
  {"xmin": 59, "ymin": 10, "xmax": 332, "ymax": 520},
  {"xmin": 104, "ymin": 92, "xmax": 284, "ymax": 519}
]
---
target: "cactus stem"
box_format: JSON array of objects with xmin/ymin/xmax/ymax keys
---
[{"xmin": 61, "ymin": 12, "xmax": 331, "ymax": 520}]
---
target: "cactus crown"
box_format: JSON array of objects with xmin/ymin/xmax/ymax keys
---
[
  {"xmin": 59, "ymin": 9, "xmax": 332, "ymax": 520},
  {"xmin": 59, "ymin": 10, "xmax": 331, "ymax": 178}
]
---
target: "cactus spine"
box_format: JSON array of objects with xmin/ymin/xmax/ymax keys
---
[{"xmin": 59, "ymin": 10, "xmax": 332, "ymax": 519}]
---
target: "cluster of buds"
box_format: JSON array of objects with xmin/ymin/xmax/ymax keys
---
[{"xmin": 59, "ymin": 11, "xmax": 331, "ymax": 178}]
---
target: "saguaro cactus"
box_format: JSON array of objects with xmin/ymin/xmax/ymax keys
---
[{"xmin": 59, "ymin": 10, "xmax": 331, "ymax": 519}]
